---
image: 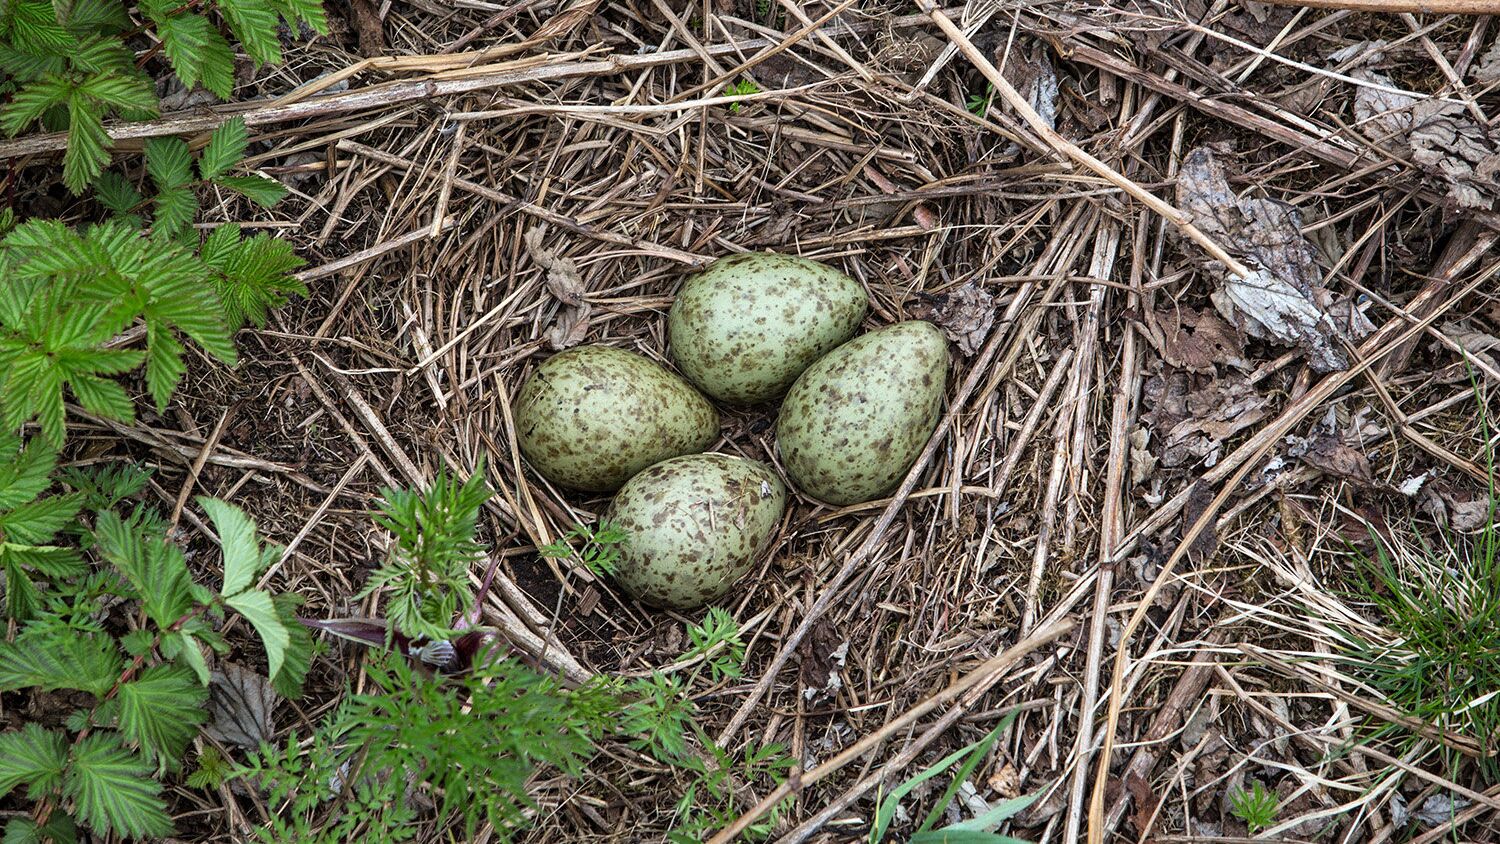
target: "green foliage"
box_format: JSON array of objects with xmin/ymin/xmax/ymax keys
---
[
  {"xmin": 360, "ymin": 467, "xmax": 492, "ymax": 643},
  {"xmin": 871, "ymin": 711, "xmax": 1037, "ymax": 844},
  {"xmin": 0, "ymin": 0, "xmax": 327, "ymax": 193},
  {"xmin": 0, "ymin": 440, "xmax": 311, "ymax": 841},
  {"xmin": 680, "ymin": 607, "xmax": 746, "ymax": 682},
  {"xmin": 236, "ymin": 648, "xmax": 616, "ymax": 844},
  {"xmin": 0, "ymin": 433, "xmax": 83, "ymax": 620},
  {"xmin": 967, "ymin": 83, "xmax": 996, "ymax": 118},
  {"xmin": 724, "ymin": 77, "xmax": 760, "ymax": 114},
  {"xmin": 538, "ymin": 518, "xmax": 628, "ymax": 576},
  {"xmin": 1228, "ymin": 780, "xmax": 1279, "ymax": 833},
  {"xmin": 130, "ymin": 118, "xmax": 292, "ymax": 239}
]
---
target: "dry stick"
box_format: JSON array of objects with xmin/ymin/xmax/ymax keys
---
[
  {"xmin": 167, "ymin": 404, "xmax": 233, "ymax": 532},
  {"xmin": 708, "ymin": 618, "xmax": 1077, "ymax": 844},
  {"xmin": 1087, "ymin": 268, "xmax": 1497, "ymax": 843},
  {"xmin": 1021, "ymin": 399, "xmax": 1072, "ymax": 633},
  {"xmin": 919, "ymin": 2, "xmax": 1255, "ymax": 281},
  {"xmin": 992, "ymin": 347, "xmax": 1075, "ymax": 496},
  {"xmin": 1257, "ymin": 0, "xmax": 1500, "ymax": 12},
  {"xmin": 297, "ymin": 217, "xmax": 456, "ymax": 283}
]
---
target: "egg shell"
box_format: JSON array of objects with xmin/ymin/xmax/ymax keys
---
[
  {"xmin": 668, "ymin": 253, "xmax": 868, "ymax": 405},
  {"xmin": 776, "ymin": 321, "xmax": 949, "ymax": 506},
  {"xmin": 607, "ymin": 453, "xmax": 786, "ymax": 610},
  {"xmin": 514, "ymin": 345, "xmax": 719, "ymax": 492}
]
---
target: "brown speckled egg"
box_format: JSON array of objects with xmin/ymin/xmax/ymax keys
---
[
  {"xmin": 776, "ymin": 321, "xmax": 949, "ymax": 506},
  {"xmin": 514, "ymin": 346, "xmax": 718, "ymax": 492},
  {"xmin": 607, "ymin": 453, "xmax": 785, "ymax": 610},
  {"xmin": 668, "ymin": 253, "xmax": 867, "ymax": 405}
]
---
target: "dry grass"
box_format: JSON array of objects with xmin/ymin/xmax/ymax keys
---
[{"xmin": 32, "ymin": 0, "xmax": 1500, "ymax": 840}]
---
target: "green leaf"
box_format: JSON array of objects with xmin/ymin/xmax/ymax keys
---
[
  {"xmin": 63, "ymin": 733, "xmax": 173, "ymax": 839},
  {"xmin": 937, "ymin": 792, "xmax": 1041, "ymax": 833},
  {"xmin": 4, "ymin": 813, "xmax": 79, "ymax": 844},
  {"xmin": 917, "ymin": 715, "xmax": 1013, "ymax": 833},
  {"xmin": 196, "ymin": 27, "xmax": 236, "ymax": 99},
  {"xmin": 153, "ymin": 12, "xmax": 214, "ymax": 92},
  {"xmin": 93, "ymin": 170, "xmax": 144, "ymax": 218},
  {"xmin": 270, "ymin": 592, "xmax": 312, "ymax": 698},
  {"xmin": 151, "ymin": 185, "xmax": 196, "ymax": 237},
  {"xmin": 215, "ymin": 173, "xmax": 288, "ymax": 207},
  {"xmin": 0, "ymin": 76, "xmax": 70, "ymax": 135},
  {"xmin": 62, "ymin": 95, "xmax": 109, "ymax": 193},
  {"xmin": 873, "ymin": 711, "xmax": 1019, "ymax": 843},
  {"xmin": 142, "ymin": 322, "xmax": 186, "ymax": 411},
  {"xmin": 219, "ymin": 0, "xmax": 281, "ymax": 64},
  {"xmin": 907, "ymin": 833, "xmax": 1034, "ymax": 844},
  {"xmin": 0, "ymin": 631, "xmax": 121, "ymax": 696},
  {"xmin": 225, "ymin": 588, "xmax": 288, "ymax": 679},
  {"xmin": 177, "ymin": 631, "xmax": 210, "ymax": 685},
  {"xmin": 202, "ymin": 227, "xmax": 305, "ymax": 329},
  {"xmin": 199, "ymin": 496, "xmax": 269, "ymax": 596},
  {"xmin": 0, "ymin": 493, "xmax": 82, "ymax": 543},
  {"xmin": 66, "ymin": 372, "xmax": 134, "ymax": 420},
  {"xmin": 144, "ymin": 136, "xmax": 193, "ymax": 189},
  {"xmin": 0, "ymin": 723, "xmax": 67, "ymax": 799},
  {"xmin": 2, "ymin": 565, "xmax": 41, "ymax": 621},
  {"xmin": 268, "ymin": 0, "xmax": 329, "ymax": 33},
  {"xmin": 0, "ymin": 437, "xmax": 57, "ymax": 510},
  {"xmin": 93, "ymin": 511, "xmax": 195, "ymax": 629},
  {"xmin": 199, "ymin": 117, "xmax": 248, "ymax": 180},
  {"xmin": 116, "ymin": 664, "xmax": 209, "ymax": 764}
]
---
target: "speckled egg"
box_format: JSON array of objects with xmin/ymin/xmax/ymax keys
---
[
  {"xmin": 514, "ymin": 346, "xmax": 719, "ymax": 492},
  {"xmin": 668, "ymin": 252, "xmax": 868, "ymax": 405},
  {"xmin": 607, "ymin": 453, "xmax": 786, "ymax": 610},
  {"xmin": 776, "ymin": 321, "xmax": 949, "ymax": 506}
]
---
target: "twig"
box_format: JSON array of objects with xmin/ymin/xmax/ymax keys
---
[{"xmin": 1256, "ymin": 0, "xmax": 1500, "ymax": 13}]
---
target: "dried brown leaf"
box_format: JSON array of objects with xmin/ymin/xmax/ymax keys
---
[
  {"xmin": 797, "ymin": 619, "xmax": 847, "ymax": 703},
  {"xmin": 1182, "ymin": 481, "xmax": 1220, "ymax": 562},
  {"xmin": 1287, "ymin": 432, "xmax": 1374, "ymax": 485},
  {"xmin": 910, "ymin": 283, "xmax": 995, "ymax": 356},
  {"xmin": 1141, "ymin": 306, "xmax": 1247, "ymax": 373},
  {"xmin": 1353, "ymin": 70, "xmax": 1500, "ymax": 210},
  {"xmin": 1177, "ymin": 147, "xmax": 1372, "ymax": 371},
  {"xmin": 206, "ymin": 663, "xmax": 279, "ymax": 748},
  {"xmin": 524, "ymin": 226, "xmax": 592, "ymax": 350},
  {"xmin": 1144, "ymin": 371, "xmax": 1273, "ymax": 468}
]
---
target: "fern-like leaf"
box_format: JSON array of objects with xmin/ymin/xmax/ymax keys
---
[
  {"xmin": 214, "ymin": 173, "xmax": 288, "ymax": 207},
  {"xmin": 202, "ymin": 225, "xmax": 305, "ymax": 329},
  {"xmin": 0, "ymin": 629, "xmax": 122, "ymax": 696},
  {"xmin": 220, "ymin": 0, "xmax": 281, "ymax": 64},
  {"xmin": 199, "ymin": 117, "xmax": 248, "ymax": 180},
  {"xmin": 63, "ymin": 733, "xmax": 173, "ymax": 839},
  {"xmin": 93, "ymin": 511, "xmax": 195, "ymax": 630}
]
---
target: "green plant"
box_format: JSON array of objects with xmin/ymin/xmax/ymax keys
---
[
  {"xmin": 1331, "ymin": 377, "xmax": 1500, "ymax": 777},
  {"xmin": 680, "ymin": 606, "xmax": 747, "ymax": 682},
  {"xmin": 538, "ymin": 518, "xmax": 628, "ymax": 576},
  {"xmin": 0, "ymin": 437, "xmax": 310, "ymax": 841},
  {"xmin": 1228, "ymin": 780, "xmax": 1279, "ymax": 833},
  {"xmin": 870, "ymin": 710, "xmax": 1037, "ymax": 843},
  {"xmin": 358, "ymin": 467, "xmax": 491, "ymax": 643},
  {"xmin": 967, "ymin": 83, "xmax": 996, "ymax": 117},
  {"xmin": 236, "ymin": 648, "xmax": 619, "ymax": 844},
  {"xmin": 724, "ymin": 77, "xmax": 760, "ymax": 114},
  {"xmin": 0, "ymin": 0, "xmax": 328, "ymax": 193}
]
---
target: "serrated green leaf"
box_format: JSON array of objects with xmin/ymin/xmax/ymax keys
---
[
  {"xmin": 220, "ymin": 0, "xmax": 281, "ymax": 64},
  {"xmin": 267, "ymin": 0, "xmax": 329, "ymax": 33},
  {"xmin": 0, "ymin": 493, "xmax": 82, "ymax": 543},
  {"xmin": 215, "ymin": 173, "xmax": 287, "ymax": 207},
  {"xmin": 225, "ymin": 589, "xmax": 287, "ymax": 679},
  {"xmin": 0, "ymin": 631, "xmax": 121, "ymax": 696},
  {"xmin": 63, "ymin": 733, "xmax": 173, "ymax": 839},
  {"xmin": 0, "ymin": 724, "xmax": 66, "ymax": 801},
  {"xmin": 0, "ymin": 438, "xmax": 57, "ymax": 510},
  {"xmin": 144, "ymin": 136, "xmax": 192, "ymax": 189},
  {"xmin": 2, "ymin": 813, "xmax": 77, "ymax": 844},
  {"xmin": 65, "ymin": 372, "xmax": 134, "ymax": 420},
  {"xmin": 66, "ymin": 0, "xmax": 130, "ymax": 33},
  {"xmin": 92, "ymin": 511, "xmax": 195, "ymax": 630},
  {"xmin": 62, "ymin": 95, "xmax": 109, "ymax": 193},
  {"xmin": 178, "ymin": 631, "xmax": 210, "ymax": 685},
  {"xmin": 74, "ymin": 70, "xmax": 155, "ymax": 113},
  {"xmin": 150, "ymin": 185, "xmax": 196, "ymax": 237},
  {"xmin": 2, "ymin": 565, "xmax": 41, "ymax": 621},
  {"xmin": 153, "ymin": 11, "xmax": 212, "ymax": 91},
  {"xmin": 199, "ymin": 497, "xmax": 266, "ymax": 596},
  {"xmin": 199, "ymin": 117, "xmax": 248, "ymax": 180},
  {"xmin": 92, "ymin": 170, "xmax": 144, "ymax": 218},
  {"xmin": 117, "ymin": 664, "xmax": 208, "ymax": 764},
  {"xmin": 0, "ymin": 76, "xmax": 69, "ymax": 135},
  {"xmin": 196, "ymin": 26, "xmax": 235, "ymax": 99},
  {"xmin": 270, "ymin": 592, "xmax": 312, "ymax": 698},
  {"xmin": 142, "ymin": 322, "xmax": 185, "ymax": 411}
]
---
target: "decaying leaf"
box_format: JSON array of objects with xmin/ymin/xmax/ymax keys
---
[
  {"xmin": 798, "ymin": 619, "xmax": 848, "ymax": 703},
  {"xmin": 1001, "ymin": 41, "xmax": 1060, "ymax": 131},
  {"xmin": 206, "ymin": 663, "xmax": 279, "ymax": 748},
  {"xmin": 1438, "ymin": 321, "xmax": 1500, "ymax": 372},
  {"xmin": 1352, "ymin": 70, "xmax": 1500, "ymax": 210},
  {"xmin": 1144, "ymin": 371, "xmax": 1273, "ymax": 468},
  {"xmin": 1420, "ymin": 479, "xmax": 1494, "ymax": 534},
  {"xmin": 523, "ymin": 226, "xmax": 593, "ymax": 350},
  {"xmin": 1475, "ymin": 38, "xmax": 1500, "ymax": 84},
  {"xmin": 1140, "ymin": 306, "xmax": 1247, "ymax": 373},
  {"xmin": 1286, "ymin": 431, "xmax": 1373, "ymax": 485},
  {"xmin": 910, "ymin": 282, "xmax": 995, "ymax": 356},
  {"xmin": 1181, "ymin": 481, "xmax": 1220, "ymax": 562},
  {"xmin": 1176, "ymin": 147, "xmax": 1373, "ymax": 371},
  {"xmin": 1129, "ymin": 426, "xmax": 1155, "ymax": 485}
]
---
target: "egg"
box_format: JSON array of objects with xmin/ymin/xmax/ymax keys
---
[
  {"xmin": 514, "ymin": 345, "xmax": 718, "ymax": 492},
  {"xmin": 775, "ymin": 321, "xmax": 949, "ymax": 505},
  {"xmin": 668, "ymin": 252, "xmax": 868, "ymax": 405},
  {"xmin": 607, "ymin": 453, "xmax": 786, "ymax": 610}
]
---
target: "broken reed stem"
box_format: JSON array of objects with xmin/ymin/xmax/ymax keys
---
[
  {"xmin": 1086, "ymin": 267, "xmax": 1499, "ymax": 844},
  {"xmin": 707, "ymin": 618, "xmax": 1077, "ymax": 844},
  {"xmin": 919, "ymin": 2, "xmax": 1257, "ymax": 281}
]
